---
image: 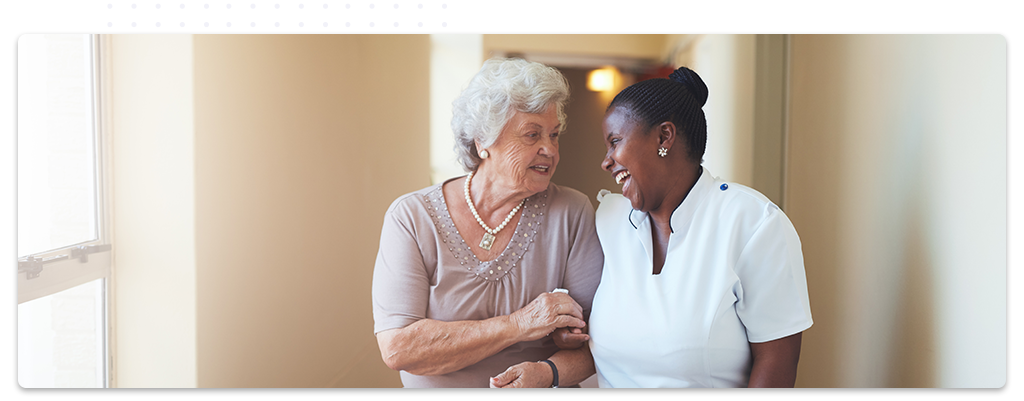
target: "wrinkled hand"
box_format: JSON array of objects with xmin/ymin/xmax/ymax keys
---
[
  {"xmin": 490, "ymin": 361, "xmax": 553, "ymax": 388},
  {"xmin": 509, "ymin": 292, "xmax": 585, "ymax": 342},
  {"xmin": 552, "ymin": 327, "xmax": 589, "ymax": 350}
]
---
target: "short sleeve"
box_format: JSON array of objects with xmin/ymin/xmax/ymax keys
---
[
  {"xmin": 733, "ymin": 204, "xmax": 813, "ymax": 343},
  {"xmin": 559, "ymin": 193, "xmax": 604, "ymax": 321},
  {"xmin": 371, "ymin": 196, "xmax": 431, "ymax": 334}
]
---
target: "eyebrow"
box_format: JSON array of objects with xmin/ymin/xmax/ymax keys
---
[{"xmin": 521, "ymin": 122, "xmax": 562, "ymax": 135}]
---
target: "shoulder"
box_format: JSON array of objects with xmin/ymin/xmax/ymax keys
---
[
  {"xmin": 703, "ymin": 180, "xmax": 796, "ymax": 242},
  {"xmin": 594, "ymin": 191, "xmax": 634, "ymax": 232},
  {"xmin": 708, "ymin": 180, "xmax": 783, "ymax": 222},
  {"xmin": 595, "ymin": 192, "xmax": 630, "ymax": 216},
  {"xmin": 384, "ymin": 183, "xmax": 440, "ymax": 219}
]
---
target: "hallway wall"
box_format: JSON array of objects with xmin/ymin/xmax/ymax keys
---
[
  {"xmin": 192, "ymin": 34, "xmax": 426, "ymax": 388},
  {"xmin": 111, "ymin": 34, "xmax": 429, "ymax": 388},
  {"xmin": 787, "ymin": 34, "xmax": 1006, "ymax": 388}
]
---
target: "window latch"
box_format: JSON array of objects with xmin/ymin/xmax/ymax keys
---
[
  {"xmin": 18, "ymin": 255, "xmax": 69, "ymax": 280},
  {"xmin": 70, "ymin": 244, "xmax": 112, "ymax": 263},
  {"xmin": 18, "ymin": 244, "xmax": 112, "ymax": 280}
]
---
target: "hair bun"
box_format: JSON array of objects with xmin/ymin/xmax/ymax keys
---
[{"xmin": 668, "ymin": 66, "xmax": 709, "ymax": 107}]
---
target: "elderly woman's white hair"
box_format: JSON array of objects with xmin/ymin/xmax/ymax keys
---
[{"xmin": 451, "ymin": 58, "xmax": 571, "ymax": 172}]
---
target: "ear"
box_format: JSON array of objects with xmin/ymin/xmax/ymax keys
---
[{"xmin": 657, "ymin": 121, "xmax": 677, "ymax": 150}]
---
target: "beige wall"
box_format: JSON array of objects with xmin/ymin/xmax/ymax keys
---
[
  {"xmin": 430, "ymin": 34, "xmax": 483, "ymax": 184},
  {"xmin": 109, "ymin": 34, "xmax": 429, "ymax": 388},
  {"xmin": 787, "ymin": 35, "xmax": 1006, "ymax": 388},
  {"xmin": 110, "ymin": 34, "xmax": 198, "ymax": 388},
  {"xmin": 192, "ymin": 35, "xmax": 427, "ymax": 388}
]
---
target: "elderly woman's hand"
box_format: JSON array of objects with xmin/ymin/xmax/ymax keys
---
[
  {"xmin": 552, "ymin": 327, "xmax": 589, "ymax": 350},
  {"xmin": 490, "ymin": 361, "xmax": 553, "ymax": 388},
  {"xmin": 509, "ymin": 292, "xmax": 585, "ymax": 342}
]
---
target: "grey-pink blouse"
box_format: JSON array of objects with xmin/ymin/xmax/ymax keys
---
[{"xmin": 371, "ymin": 178, "xmax": 603, "ymax": 388}]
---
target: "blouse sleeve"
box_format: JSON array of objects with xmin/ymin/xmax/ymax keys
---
[
  {"xmin": 733, "ymin": 203, "xmax": 813, "ymax": 343},
  {"xmin": 371, "ymin": 196, "xmax": 431, "ymax": 334},
  {"xmin": 559, "ymin": 194, "xmax": 604, "ymax": 321}
]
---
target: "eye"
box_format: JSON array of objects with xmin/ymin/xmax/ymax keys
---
[
  {"xmin": 550, "ymin": 132, "xmax": 559, "ymax": 139},
  {"xmin": 609, "ymin": 138, "xmax": 621, "ymax": 145}
]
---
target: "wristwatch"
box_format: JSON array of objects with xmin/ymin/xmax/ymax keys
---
[{"xmin": 540, "ymin": 359, "xmax": 559, "ymax": 388}]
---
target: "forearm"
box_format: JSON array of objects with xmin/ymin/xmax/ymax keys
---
[
  {"xmin": 378, "ymin": 316, "xmax": 523, "ymax": 376},
  {"xmin": 546, "ymin": 344, "xmax": 596, "ymax": 387}
]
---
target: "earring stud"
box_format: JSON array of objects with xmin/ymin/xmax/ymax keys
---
[
  {"xmin": 480, "ymin": 149, "xmax": 489, "ymax": 159},
  {"xmin": 658, "ymin": 147, "xmax": 668, "ymax": 157}
]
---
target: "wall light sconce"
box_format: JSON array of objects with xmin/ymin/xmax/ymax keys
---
[{"xmin": 587, "ymin": 66, "xmax": 618, "ymax": 92}]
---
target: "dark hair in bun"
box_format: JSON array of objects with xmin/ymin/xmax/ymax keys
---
[
  {"xmin": 608, "ymin": 66, "xmax": 708, "ymax": 163},
  {"xmin": 668, "ymin": 67, "xmax": 709, "ymax": 106}
]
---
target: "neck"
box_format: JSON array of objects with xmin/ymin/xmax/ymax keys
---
[
  {"xmin": 648, "ymin": 165, "xmax": 701, "ymax": 232},
  {"xmin": 468, "ymin": 168, "xmax": 530, "ymax": 222}
]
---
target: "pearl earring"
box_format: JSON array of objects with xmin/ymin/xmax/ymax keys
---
[
  {"xmin": 658, "ymin": 147, "xmax": 668, "ymax": 157},
  {"xmin": 480, "ymin": 149, "xmax": 489, "ymax": 159}
]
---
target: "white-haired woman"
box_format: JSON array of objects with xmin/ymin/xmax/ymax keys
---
[{"xmin": 371, "ymin": 58, "xmax": 603, "ymax": 388}]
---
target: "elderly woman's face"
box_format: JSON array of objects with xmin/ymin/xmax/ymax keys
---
[{"xmin": 483, "ymin": 104, "xmax": 560, "ymax": 195}]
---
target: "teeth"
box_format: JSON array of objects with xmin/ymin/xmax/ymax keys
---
[
  {"xmin": 533, "ymin": 166, "xmax": 548, "ymax": 172},
  {"xmin": 615, "ymin": 171, "xmax": 630, "ymax": 184}
]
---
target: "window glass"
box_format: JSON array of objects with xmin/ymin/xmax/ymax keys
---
[
  {"xmin": 18, "ymin": 34, "xmax": 98, "ymax": 257},
  {"xmin": 18, "ymin": 279, "xmax": 106, "ymax": 388}
]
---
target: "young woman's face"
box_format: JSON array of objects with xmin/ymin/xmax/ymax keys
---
[{"xmin": 601, "ymin": 106, "xmax": 668, "ymax": 212}]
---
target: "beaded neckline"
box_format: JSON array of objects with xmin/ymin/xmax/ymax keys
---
[{"xmin": 423, "ymin": 182, "xmax": 549, "ymax": 282}]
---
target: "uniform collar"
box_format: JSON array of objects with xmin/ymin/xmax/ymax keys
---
[
  {"xmin": 627, "ymin": 166, "xmax": 714, "ymax": 231},
  {"xmin": 669, "ymin": 166, "xmax": 714, "ymax": 234}
]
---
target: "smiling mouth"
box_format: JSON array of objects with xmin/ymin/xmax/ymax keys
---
[
  {"xmin": 615, "ymin": 170, "xmax": 630, "ymax": 185},
  {"xmin": 530, "ymin": 165, "xmax": 550, "ymax": 173}
]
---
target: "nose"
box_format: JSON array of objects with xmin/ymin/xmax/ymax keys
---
[
  {"xmin": 538, "ymin": 135, "xmax": 558, "ymax": 158},
  {"xmin": 601, "ymin": 150, "xmax": 614, "ymax": 172}
]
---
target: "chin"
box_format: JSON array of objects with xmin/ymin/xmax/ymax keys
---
[
  {"xmin": 624, "ymin": 193, "xmax": 645, "ymax": 212},
  {"xmin": 532, "ymin": 181, "xmax": 550, "ymax": 194},
  {"xmin": 528, "ymin": 177, "xmax": 551, "ymax": 194}
]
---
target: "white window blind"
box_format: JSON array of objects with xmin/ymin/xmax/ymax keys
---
[{"xmin": 17, "ymin": 34, "xmax": 110, "ymax": 304}]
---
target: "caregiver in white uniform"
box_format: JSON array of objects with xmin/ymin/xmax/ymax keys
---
[{"xmin": 587, "ymin": 66, "xmax": 813, "ymax": 388}]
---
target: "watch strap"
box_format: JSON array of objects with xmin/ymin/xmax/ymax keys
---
[{"xmin": 540, "ymin": 359, "xmax": 559, "ymax": 388}]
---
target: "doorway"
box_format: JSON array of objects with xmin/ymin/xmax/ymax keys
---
[{"xmin": 549, "ymin": 66, "xmax": 637, "ymax": 209}]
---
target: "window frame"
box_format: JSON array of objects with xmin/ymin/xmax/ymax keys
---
[
  {"xmin": 17, "ymin": 34, "xmax": 111, "ymax": 303},
  {"xmin": 16, "ymin": 33, "xmax": 111, "ymax": 388}
]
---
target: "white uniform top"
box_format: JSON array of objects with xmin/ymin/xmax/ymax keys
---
[{"xmin": 588, "ymin": 167, "xmax": 813, "ymax": 388}]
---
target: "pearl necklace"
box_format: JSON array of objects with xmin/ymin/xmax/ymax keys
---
[{"xmin": 464, "ymin": 171, "xmax": 525, "ymax": 251}]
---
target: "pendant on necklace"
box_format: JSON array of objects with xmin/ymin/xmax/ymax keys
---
[{"xmin": 479, "ymin": 232, "xmax": 496, "ymax": 251}]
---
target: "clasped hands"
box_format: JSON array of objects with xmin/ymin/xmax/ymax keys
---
[{"xmin": 490, "ymin": 291, "xmax": 588, "ymax": 388}]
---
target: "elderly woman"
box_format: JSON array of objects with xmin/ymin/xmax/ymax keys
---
[
  {"xmin": 586, "ymin": 66, "xmax": 813, "ymax": 387},
  {"xmin": 371, "ymin": 58, "xmax": 603, "ymax": 388}
]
